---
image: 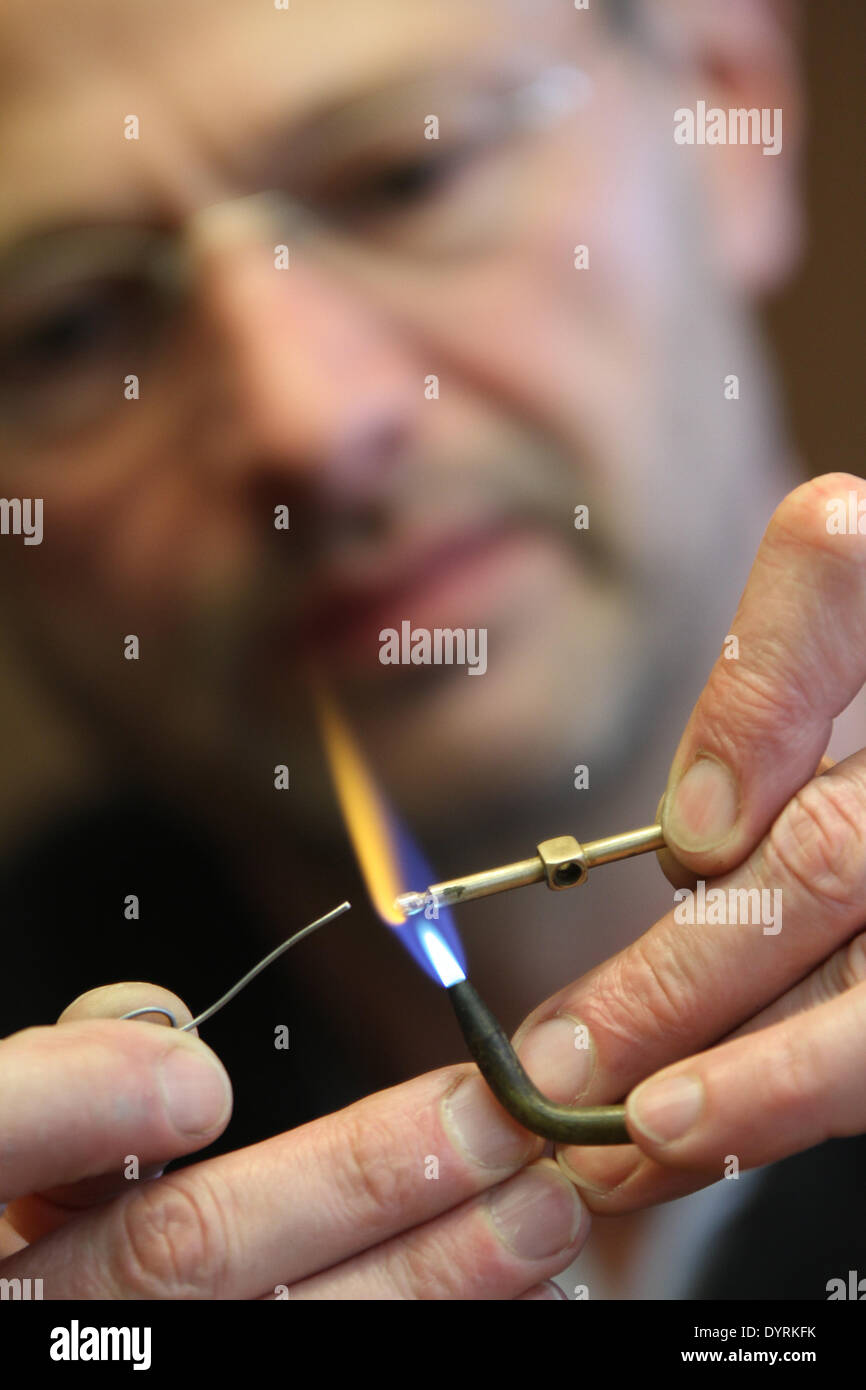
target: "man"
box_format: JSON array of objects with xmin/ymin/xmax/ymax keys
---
[{"xmin": 0, "ymin": 0, "xmax": 863, "ymax": 1299}]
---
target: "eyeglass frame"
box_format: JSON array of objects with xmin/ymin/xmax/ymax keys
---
[{"xmin": 0, "ymin": 61, "xmax": 593, "ymax": 450}]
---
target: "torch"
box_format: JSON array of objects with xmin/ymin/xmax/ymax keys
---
[
  {"xmin": 318, "ymin": 689, "xmax": 666, "ymax": 1147},
  {"xmin": 396, "ymin": 826, "xmax": 665, "ymax": 1146}
]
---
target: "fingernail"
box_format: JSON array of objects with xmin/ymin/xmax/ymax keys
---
[
  {"xmin": 158, "ymin": 1045, "xmax": 232, "ymax": 1136},
  {"xmin": 443, "ymin": 1074, "xmax": 539, "ymax": 1169},
  {"xmin": 514, "ymin": 1015, "xmax": 595, "ymax": 1102},
  {"xmin": 666, "ymin": 755, "xmax": 739, "ymax": 852},
  {"xmin": 488, "ymin": 1166, "xmax": 585, "ymax": 1260},
  {"xmin": 556, "ymin": 1144, "xmax": 641, "ymax": 1196},
  {"xmin": 521, "ymin": 1281, "xmax": 568, "ymax": 1300},
  {"xmin": 628, "ymin": 1074, "xmax": 703, "ymax": 1144}
]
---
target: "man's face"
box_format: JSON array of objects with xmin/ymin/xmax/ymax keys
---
[{"xmin": 0, "ymin": 0, "xmax": 788, "ymax": 836}]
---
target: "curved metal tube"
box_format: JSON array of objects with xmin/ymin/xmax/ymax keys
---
[{"xmin": 449, "ymin": 979, "xmax": 629, "ymax": 1145}]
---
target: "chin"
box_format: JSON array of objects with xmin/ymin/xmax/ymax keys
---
[{"xmin": 353, "ymin": 643, "xmax": 636, "ymax": 834}]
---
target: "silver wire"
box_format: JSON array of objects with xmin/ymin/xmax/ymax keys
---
[
  {"xmin": 118, "ymin": 901, "xmax": 351, "ymax": 1032},
  {"xmin": 122, "ymin": 1006, "xmax": 179, "ymax": 1026}
]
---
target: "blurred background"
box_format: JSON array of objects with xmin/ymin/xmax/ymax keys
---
[
  {"xmin": 764, "ymin": 0, "xmax": 865, "ymax": 478},
  {"xmin": 0, "ymin": 0, "xmax": 861, "ymax": 859}
]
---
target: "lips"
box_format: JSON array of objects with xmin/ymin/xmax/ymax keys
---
[{"xmin": 291, "ymin": 521, "xmax": 530, "ymax": 667}]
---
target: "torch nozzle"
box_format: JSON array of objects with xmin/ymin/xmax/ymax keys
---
[
  {"xmin": 394, "ymin": 890, "xmax": 431, "ymax": 918},
  {"xmin": 395, "ymin": 823, "xmax": 665, "ymax": 916}
]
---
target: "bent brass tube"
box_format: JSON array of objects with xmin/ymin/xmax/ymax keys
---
[
  {"xmin": 449, "ymin": 979, "xmax": 629, "ymax": 1145},
  {"xmin": 429, "ymin": 822, "xmax": 667, "ymax": 1142}
]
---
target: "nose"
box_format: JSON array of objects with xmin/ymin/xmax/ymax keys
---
[{"xmin": 188, "ymin": 199, "xmax": 420, "ymax": 506}]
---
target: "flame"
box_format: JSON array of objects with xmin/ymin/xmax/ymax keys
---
[
  {"xmin": 316, "ymin": 685, "xmax": 467, "ymax": 986},
  {"xmin": 420, "ymin": 927, "xmax": 466, "ymax": 988},
  {"xmin": 316, "ymin": 685, "xmax": 405, "ymax": 925}
]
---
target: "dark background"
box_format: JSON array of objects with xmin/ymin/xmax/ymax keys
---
[{"xmin": 765, "ymin": 0, "xmax": 865, "ymax": 478}]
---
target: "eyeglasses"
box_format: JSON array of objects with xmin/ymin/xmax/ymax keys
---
[{"xmin": 0, "ymin": 63, "xmax": 592, "ymax": 450}]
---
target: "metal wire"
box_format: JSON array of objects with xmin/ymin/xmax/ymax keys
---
[{"xmin": 119, "ymin": 901, "xmax": 351, "ymax": 1032}]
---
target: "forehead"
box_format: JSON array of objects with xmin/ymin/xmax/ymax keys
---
[{"xmin": 0, "ymin": 0, "xmax": 588, "ymax": 237}]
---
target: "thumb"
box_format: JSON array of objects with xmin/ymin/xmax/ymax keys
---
[
  {"xmin": 659, "ymin": 475, "xmax": 866, "ymax": 878},
  {"xmin": 5, "ymin": 982, "xmax": 220, "ymax": 1244},
  {"xmin": 656, "ymin": 754, "xmax": 838, "ymax": 889},
  {"xmin": 57, "ymin": 980, "xmax": 198, "ymax": 1034}
]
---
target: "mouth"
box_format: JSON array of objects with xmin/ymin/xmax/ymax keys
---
[{"xmin": 290, "ymin": 520, "xmax": 549, "ymax": 671}]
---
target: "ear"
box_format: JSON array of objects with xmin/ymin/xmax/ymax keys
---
[{"xmin": 640, "ymin": 0, "xmax": 804, "ymax": 294}]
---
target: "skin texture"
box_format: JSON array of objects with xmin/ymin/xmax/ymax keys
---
[
  {"xmin": 0, "ymin": 984, "xmax": 589, "ymax": 1297},
  {"xmin": 1, "ymin": 0, "xmax": 864, "ymax": 1298},
  {"xmin": 524, "ymin": 473, "xmax": 866, "ymax": 1210}
]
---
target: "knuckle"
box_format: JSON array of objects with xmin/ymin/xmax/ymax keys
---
[
  {"xmin": 702, "ymin": 651, "xmax": 813, "ymax": 755},
  {"xmin": 386, "ymin": 1229, "xmax": 471, "ymax": 1299},
  {"xmin": 111, "ymin": 1171, "xmax": 233, "ymax": 1298},
  {"xmin": 762, "ymin": 1022, "xmax": 821, "ymax": 1124},
  {"xmin": 584, "ymin": 937, "xmax": 701, "ymax": 1056},
  {"xmin": 330, "ymin": 1111, "xmax": 409, "ymax": 1229},
  {"xmin": 818, "ymin": 931, "xmax": 866, "ymax": 1001},
  {"xmin": 763, "ymin": 775, "xmax": 866, "ymax": 919},
  {"xmin": 678, "ymin": 659, "xmax": 812, "ymax": 790}
]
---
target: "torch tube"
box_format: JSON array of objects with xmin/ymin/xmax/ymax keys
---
[
  {"xmin": 397, "ymin": 823, "xmax": 665, "ymax": 916},
  {"xmin": 448, "ymin": 980, "xmax": 630, "ymax": 1145}
]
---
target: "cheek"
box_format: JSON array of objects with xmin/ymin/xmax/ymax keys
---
[
  {"xmin": 25, "ymin": 460, "xmax": 249, "ymax": 630},
  {"xmin": 575, "ymin": 54, "xmax": 693, "ymax": 314}
]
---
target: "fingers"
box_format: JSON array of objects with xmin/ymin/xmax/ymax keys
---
[
  {"xmin": 659, "ymin": 473, "xmax": 866, "ymax": 877},
  {"xmin": 555, "ymin": 1140, "xmax": 705, "ymax": 1216},
  {"xmin": 656, "ymin": 753, "xmax": 837, "ymax": 891},
  {"xmin": 519, "ymin": 747, "xmax": 866, "ymax": 1102},
  {"xmin": 286, "ymin": 1159, "xmax": 589, "ymax": 1299},
  {"xmin": 622, "ymin": 980, "xmax": 866, "ymax": 1171},
  {"xmin": 0, "ymin": 994, "xmax": 232, "ymax": 1207},
  {"xmin": 0, "ymin": 1064, "xmax": 550, "ymax": 1298},
  {"xmin": 3, "ymin": 983, "xmax": 208, "ymax": 1244},
  {"xmin": 57, "ymin": 981, "xmax": 197, "ymax": 1033},
  {"xmin": 512, "ymin": 746, "xmax": 866, "ymax": 1209},
  {"xmin": 727, "ymin": 927, "xmax": 866, "ymax": 1039},
  {"xmin": 516, "ymin": 1281, "xmax": 569, "ymax": 1300},
  {"xmin": 554, "ymin": 925, "xmax": 866, "ymax": 1214}
]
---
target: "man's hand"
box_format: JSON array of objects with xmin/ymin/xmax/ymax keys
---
[
  {"xmin": 0, "ymin": 983, "xmax": 587, "ymax": 1298},
  {"xmin": 513, "ymin": 471, "xmax": 866, "ymax": 1212}
]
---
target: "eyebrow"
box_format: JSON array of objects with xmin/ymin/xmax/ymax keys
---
[
  {"xmin": 0, "ymin": 209, "xmax": 180, "ymax": 263},
  {"xmin": 1, "ymin": 54, "xmax": 533, "ymax": 255},
  {"xmin": 241, "ymin": 55, "xmax": 534, "ymax": 185}
]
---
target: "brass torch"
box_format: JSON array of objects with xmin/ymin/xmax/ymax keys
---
[{"xmin": 397, "ymin": 823, "xmax": 666, "ymax": 1146}]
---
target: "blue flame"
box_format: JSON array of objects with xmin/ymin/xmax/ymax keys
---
[{"xmin": 391, "ymin": 823, "xmax": 467, "ymax": 987}]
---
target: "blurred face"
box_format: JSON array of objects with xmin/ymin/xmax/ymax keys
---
[{"xmin": 0, "ymin": 0, "xmax": 792, "ymax": 838}]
